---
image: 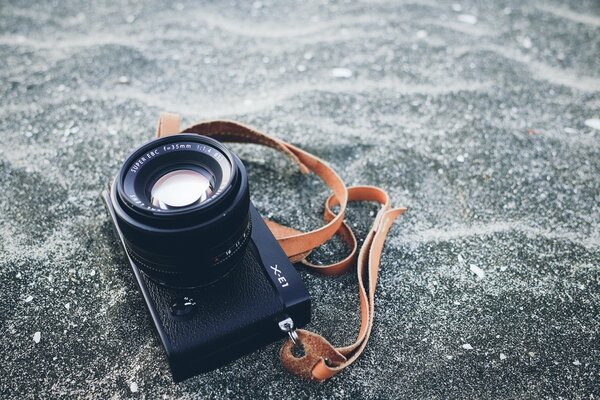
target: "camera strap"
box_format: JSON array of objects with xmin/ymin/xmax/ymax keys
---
[{"xmin": 156, "ymin": 112, "xmax": 406, "ymax": 382}]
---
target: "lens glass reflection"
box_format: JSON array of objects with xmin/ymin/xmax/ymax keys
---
[{"xmin": 151, "ymin": 169, "xmax": 213, "ymax": 210}]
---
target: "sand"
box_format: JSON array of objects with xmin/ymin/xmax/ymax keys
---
[{"xmin": 1, "ymin": 0, "xmax": 599, "ymax": 398}]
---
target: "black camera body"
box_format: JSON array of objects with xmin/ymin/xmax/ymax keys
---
[{"xmin": 102, "ymin": 134, "xmax": 311, "ymax": 382}]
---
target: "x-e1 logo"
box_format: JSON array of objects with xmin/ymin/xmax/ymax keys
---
[{"xmin": 270, "ymin": 264, "xmax": 289, "ymax": 288}]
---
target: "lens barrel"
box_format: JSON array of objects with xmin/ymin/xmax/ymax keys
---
[{"xmin": 111, "ymin": 134, "xmax": 251, "ymax": 288}]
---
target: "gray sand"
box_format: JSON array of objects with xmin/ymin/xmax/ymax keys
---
[{"xmin": 1, "ymin": 0, "xmax": 600, "ymax": 398}]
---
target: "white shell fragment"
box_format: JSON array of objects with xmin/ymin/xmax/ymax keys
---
[
  {"xmin": 470, "ymin": 264, "xmax": 485, "ymax": 279},
  {"xmin": 331, "ymin": 67, "xmax": 353, "ymax": 78},
  {"xmin": 584, "ymin": 119, "xmax": 600, "ymax": 130},
  {"xmin": 457, "ymin": 14, "xmax": 478, "ymax": 24}
]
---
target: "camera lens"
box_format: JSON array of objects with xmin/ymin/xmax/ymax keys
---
[{"xmin": 110, "ymin": 134, "xmax": 251, "ymax": 288}]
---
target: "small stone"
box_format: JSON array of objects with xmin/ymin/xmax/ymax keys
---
[
  {"xmin": 130, "ymin": 382, "xmax": 138, "ymax": 393},
  {"xmin": 457, "ymin": 14, "xmax": 477, "ymax": 24},
  {"xmin": 65, "ymin": 303, "xmax": 70, "ymax": 310},
  {"xmin": 456, "ymin": 155, "xmax": 465, "ymax": 163},
  {"xmin": 462, "ymin": 343, "xmax": 473, "ymax": 350},
  {"xmin": 33, "ymin": 332, "xmax": 41, "ymax": 343},
  {"xmin": 303, "ymin": 52, "xmax": 313, "ymax": 60},
  {"xmin": 584, "ymin": 119, "xmax": 600, "ymax": 130},
  {"xmin": 521, "ymin": 37, "xmax": 533, "ymax": 49},
  {"xmin": 528, "ymin": 351, "xmax": 536, "ymax": 358},
  {"xmin": 296, "ymin": 64, "xmax": 307, "ymax": 72},
  {"xmin": 125, "ymin": 15, "xmax": 136, "ymax": 24},
  {"xmin": 500, "ymin": 353, "xmax": 507, "ymax": 360},
  {"xmin": 564, "ymin": 127, "xmax": 577, "ymax": 134},
  {"xmin": 470, "ymin": 264, "xmax": 485, "ymax": 279},
  {"xmin": 331, "ymin": 67, "xmax": 353, "ymax": 78},
  {"xmin": 573, "ymin": 360, "xmax": 581, "ymax": 366},
  {"xmin": 416, "ymin": 30, "xmax": 428, "ymax": 39},
  {"xmin": 24, "ymin": 295, "xmax": 34, "ymax": 303},
  {"xmin": 451, "ymin": 3, "xmax": 462, "ymax": 12},
  {"xmin": 117, "ymin": 76, "xmax": 130, "ymax": 84}
]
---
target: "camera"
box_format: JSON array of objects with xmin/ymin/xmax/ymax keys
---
[{"xmin": 102, "ymin": 133, "xmax": 311, "ymax": 382}]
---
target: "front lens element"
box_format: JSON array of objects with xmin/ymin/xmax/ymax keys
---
[{"xmin": 151, "ymin": 169, "xmax": 214, "ymax": 210}]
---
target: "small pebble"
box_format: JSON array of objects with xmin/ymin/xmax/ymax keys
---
[
  {"xmin": 451, "ymin": 3, "xmax": 462, "ymax": 12},
  {"xmin": 462, "ymin": 343, "xmax": 473, "ymax": 350},
  {"xmin": 33, "ymin": 332, "xmax": 41, "ymax": 343},
  {"xmin": 469, "ymin": 264, "xmax": 485, "ymax": 279},
  {"xmin": 457, "ymin": 14, "xmax": 478, "ymax": 24},
  {"xmin": 130, "ymin": 382, "xmax": 138, "ymax": 393},
  {"xmin": 331, "ymin": 67, "xmax": 353, "ymax": 78},
  {"xmin": 500, "ymin": 353, "xmax": 507, "ymax": 360},
  {"xmin": 573, "ymin": 360, "xmax": 581, "ymax": 366},
  {"xmin": 25, "ymin": 295, "xmax": 34, "ymax": 303},
  {"xmin": 584, "ymin": 119, "xmax": 600, "ymax": 130}
]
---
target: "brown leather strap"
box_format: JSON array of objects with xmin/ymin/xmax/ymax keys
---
[
  {"xmin": 179, "ymin": 120, "xmax": 351, "ymax": 264},
  {"xmin": 156, "ymin": 112, "xmax": 406, "ymax": 381}
]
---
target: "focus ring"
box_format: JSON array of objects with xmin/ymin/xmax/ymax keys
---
[{"xmin": 124, "ymin": 220, "xmax": 252, "ymax": 287}]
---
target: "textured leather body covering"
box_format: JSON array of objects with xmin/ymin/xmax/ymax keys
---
[
  {"xmin": 103, "ymin": 192, "xmax": 311, "ymax": 382},
  {"xmin": 140, "ymin": 244, "xmax": 285, "ymax": 381}
]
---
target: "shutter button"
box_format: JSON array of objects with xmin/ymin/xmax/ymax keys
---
[{"xmin": 171, "ymin": 296, "xmax": 196, "ymax": 318}]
